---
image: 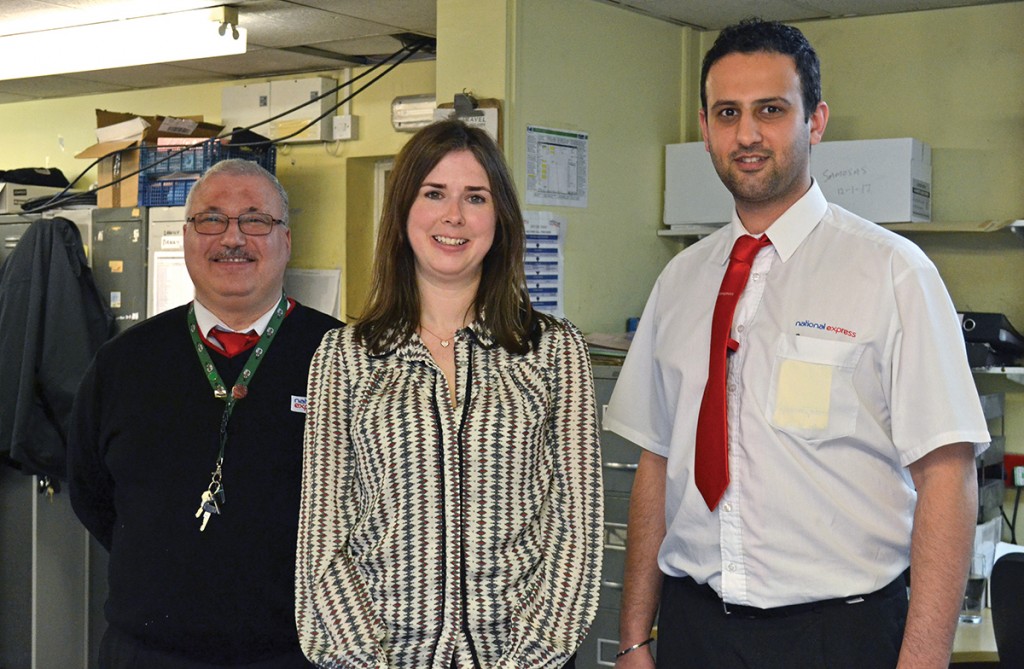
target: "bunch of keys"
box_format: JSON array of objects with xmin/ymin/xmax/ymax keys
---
[
  {"xmin": 195, "ymin": 489, "xmax": 221, "ymax": 531},
  {"xmin": 195, "ymin": 467, "xmax": 225, "ymax": 532}
]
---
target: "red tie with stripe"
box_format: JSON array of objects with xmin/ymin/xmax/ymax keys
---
[
  {"xmin": 214, "ymin": 330, "xmax": 260, "ymax": 358},
  {"xmin": 694, "ymin": 234, "xmax": 772, "ymax": 510}
]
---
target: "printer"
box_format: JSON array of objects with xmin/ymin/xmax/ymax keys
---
[{"xmin": 958, "ymin": 312, "xmax": 1024, "ymax": 368}]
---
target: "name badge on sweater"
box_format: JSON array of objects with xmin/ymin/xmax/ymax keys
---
[{"xmin": 291, "ymin": 396, "xmax": 308, "ymax": 414}]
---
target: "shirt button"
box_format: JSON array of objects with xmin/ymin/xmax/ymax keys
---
[
  {"xmin": 728, "ymin": 383, "xmax": 737, "ymax": 393},
  {"xmin": 752, "ymin": 273, "xmax": 760, "ymax": 281},
  {"xmin": 737, "ymin": 325, "xmax": 745, "ymax": 333},
  {"xmin": 727, "ymin": 563, "xmax": 738, "ymax": 573},
  {"xmin": 723, "ymin": 502, "xmax": 733, "ymax": 512}
]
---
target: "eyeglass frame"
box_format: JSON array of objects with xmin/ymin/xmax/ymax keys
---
[{"xmin": 186, "ymin": 211, "xmax": 287, "ymax": 236}]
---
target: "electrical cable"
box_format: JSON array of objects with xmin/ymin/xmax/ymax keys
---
[
  {"xmin": 1001, "ymin": 482, "xmax": 1021, "ymax": 544},
  {"xmin": 1012, "ymin": 486, "xmax": 1020, "ymax": 544},
  {"xmin": 233, "ymin": 37, "xmax": 429, "ymax": 145},
  {"xmin": 21, "ymin": 35, "xmax": 434, "ymax": 213}
]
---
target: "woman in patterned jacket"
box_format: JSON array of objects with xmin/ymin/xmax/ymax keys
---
[{"xmin": 296, "ymin": 119, "xmax": 603, "ymax": 668}]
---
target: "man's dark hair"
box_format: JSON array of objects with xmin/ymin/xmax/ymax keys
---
[{"xmin": 700, "ymin": 18, "xmax": 822, "ymax": 121}]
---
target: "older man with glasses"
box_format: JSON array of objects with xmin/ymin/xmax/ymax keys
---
[{"xmin": 68, "ymin": 159, "xmax": 343, "ymax": 668}]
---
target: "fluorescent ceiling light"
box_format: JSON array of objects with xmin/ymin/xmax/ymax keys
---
[{"xmin": 0, "ymin": 7, "xmax": 246, "ymax": 81}]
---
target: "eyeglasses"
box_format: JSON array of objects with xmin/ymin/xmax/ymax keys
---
[{"xmin": 187, "ymin": 212, "xmax": 285, "ymax": 236}]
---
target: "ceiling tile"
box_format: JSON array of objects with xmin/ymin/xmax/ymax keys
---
[
  {"xmin": 173, "ymin": 47, "xmax": 351, "ymax": 77},
  {"xmin": 289, "ymin": 0, "xmax": 436, "ymax": 34},
  {"xmin": 240, "ymin": 2, "xmax": 402, "ymax": 48},
  {"xmin": 0, "ymin": 75, "xmax": 131, "ymax": 99}
]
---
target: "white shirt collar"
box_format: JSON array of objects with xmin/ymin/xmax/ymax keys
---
[
  {"xmin": 724, "ymin": 179, "xmax": 828, "ymax": 263},
  {"xmin": 193, "ymin": 299, "xmax": 279, "ymax": 337}
]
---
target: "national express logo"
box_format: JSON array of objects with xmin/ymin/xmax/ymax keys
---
[{"xmin": 794, "ymin": 319, "xmax": 857, "ymax": 339}]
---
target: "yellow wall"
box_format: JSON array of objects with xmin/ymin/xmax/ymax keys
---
[
  {"xmin": 507, "ymin": 0, "xmax": 682, "ymax": 333},
  {"xmin": 436, "ymin": 0, "xmax": 510, "ymax": 106}
]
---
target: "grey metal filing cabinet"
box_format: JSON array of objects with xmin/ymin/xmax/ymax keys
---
[
  {"xmin": 91, "ymin": 207, "xmax": 148, "ymax": 334},
  {"xmin": 577, "ymin": 365, "xmax": 656, "ymax": 668}
]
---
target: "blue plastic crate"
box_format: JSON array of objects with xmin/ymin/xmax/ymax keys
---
[
  {"xmin": 139, "ymin": 176, "xmax": 199, "ymax": 207},
  {"xmin": 138, "ymin": 141, "xmax": 277, "ymax": 206},
  {"xmin": 213, "ymin": 143, "xmax": 277, "ymax": 174},
  {"xmin": 140, "ymin": 141, "xmax": 217, "ymax": 177}
]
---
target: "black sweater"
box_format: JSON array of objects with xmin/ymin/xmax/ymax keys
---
[{"xmin": 68, "ymin": 302, "xmax": 341, "ymax": 663}]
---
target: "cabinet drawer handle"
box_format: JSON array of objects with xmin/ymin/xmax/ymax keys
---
[{"xmin": 604, "ymin": 462, "xmax": 638, "ymax": 471}]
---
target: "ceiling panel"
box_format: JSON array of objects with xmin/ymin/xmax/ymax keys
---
[
  {"xmin": 0, "ymin": 0, "xmax": 1011, "ymax": 104},
  {"xmin": 0, "ymin": 74, "xmax": 131, "ymax": 99},
  {"xmin": 315, "ymin": 35, "xmax": 419, "ymax": 59},
  {"xmin": 598, "ymin": 0, "xmax": 1011, "ymax": 29},
  {"xmin": 172, "ymin": 47, "xmax": 360, "ymax": 77},
  {"xmin": 59, "ymin": 62, "xmax": 235, "ymax": 88},
  {"xmin": 290, "ymin": 0, "xmax": 438, "ymax": 34},
  {"xmin": 240, "ymin": 2, "xmax": 408, "ymax": 48}
]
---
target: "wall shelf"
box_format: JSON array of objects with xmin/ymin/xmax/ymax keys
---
[
  {"xmin": 658, "ymin": 219, "xmax": 1024, "ymax": 239},
  {"xmin": 881, "ymin": 219, "xmax": 1024, "ymax": 238},
  {"xmin": 973, "ymin": 367, "xmax": 1024, "ymax": 388},
  {"xmin": 658, "ymin": 223, "xmax": 724, "ymax": 237}
]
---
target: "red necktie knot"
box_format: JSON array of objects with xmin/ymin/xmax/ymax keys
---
[
  {"xmin": 214, "ymin": 329, "xmax": 260, "ymax": 358},
  {"xmin": 730, "ymin": 233, "xmax": 771, "ymax": 264}
]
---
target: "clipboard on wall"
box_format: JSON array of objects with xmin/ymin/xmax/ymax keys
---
[{"xmin": 434, "ymin": 94, "xmax": 503, "ymax": 148}]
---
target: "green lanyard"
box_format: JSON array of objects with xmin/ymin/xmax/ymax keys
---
[{"xmin": 186, "ymin": 294, "xmax": 287, "ymax": 526}]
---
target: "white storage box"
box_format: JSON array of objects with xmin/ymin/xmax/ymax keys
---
[
  {"xmin": 811, "ymin": 138, "xmax": 931, "ymax": 223},
  {"xmin": 663, "ymin": 142, "xmax": 733, "ymax": 225},
  {"xmin": 0, "ymin": 183, "xmax": 71, "ymax": 213},
  {"xmin": 664, "ymin": 137, "xmax": 932, "ymax": 226}
]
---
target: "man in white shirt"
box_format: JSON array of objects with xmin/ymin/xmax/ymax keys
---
[
  {"xmin": 606, "ymin": 18, "xmax": 989, "ymax": 669},
  {"xmin": 68, "ymin": 159, "xmax": 342, "ymax": 667}
]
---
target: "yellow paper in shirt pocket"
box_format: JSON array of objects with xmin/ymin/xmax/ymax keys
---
[{"xmin": 771, "ymin": 358, "xmax": 832, "ymax": 431}]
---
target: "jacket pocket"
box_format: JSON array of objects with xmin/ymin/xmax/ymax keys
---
[{"xmin": 765, "ymin": 335, "xmax": 864, "ymax": 442}]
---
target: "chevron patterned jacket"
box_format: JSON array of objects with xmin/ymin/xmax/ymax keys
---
[{"xmin": 296, "ymin": 319, "xmax": 603, "ymax": 668}]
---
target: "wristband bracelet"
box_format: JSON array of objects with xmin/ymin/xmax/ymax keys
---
[{"xmin": 615, "ymin": 637, "xmax": 654, "ymax": 659}]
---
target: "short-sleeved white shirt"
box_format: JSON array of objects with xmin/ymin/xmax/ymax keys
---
[{"xmin": 605, "ymin": 181, "xmax": 990, "ymax": 608}]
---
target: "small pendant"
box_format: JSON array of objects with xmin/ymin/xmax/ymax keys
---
[
  {"xmin": 214, "ymin": 386, "xmax": 228, "ymax": 399},
  {"xmin": 441, "ymin": 340, "xmax": 450, "ymax": 348},
  {"xmin": 231, "ymin": 385, "xmax": 248, "ymax": 400}
]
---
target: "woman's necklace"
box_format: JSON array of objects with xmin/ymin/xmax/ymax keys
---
[{"xmin": 419, "ymin": 323, "xmax": 457, "ymax": 348}]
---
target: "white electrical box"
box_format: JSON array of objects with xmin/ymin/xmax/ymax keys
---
[
  {"xmin": 269, "ymin": 77, "xmax": 336, "ymax": 143},
  {"xmin": 221, "ymin": 76, "xmax": 337, "ymax": 143},
  {"xmin": 221, "ymin": 82, "xmax": 271, "ymax": 135}
]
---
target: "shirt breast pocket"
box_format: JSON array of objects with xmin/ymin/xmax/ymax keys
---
[{"xmin": 765, "ymin": 335, "xmax": 864, "ymax": 442}]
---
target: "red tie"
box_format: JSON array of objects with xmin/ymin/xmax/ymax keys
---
[
  {"xmin": 694, "ymin": 234, "xmax": 772, "ymax": 510},
  {"xmin": 213, "ymin": 329, "xmax": 260, "ymax": 358}
]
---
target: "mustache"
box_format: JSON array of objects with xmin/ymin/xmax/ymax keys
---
[
  {"xmin": 730, "ymin": 147, "xmax": 772, "ymax": 159},
  {"xmin": 211, "ymin": 248, "xmax": 256, "ymax": 261}
]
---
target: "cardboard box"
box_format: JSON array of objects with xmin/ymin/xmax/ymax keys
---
[
  {"xmin": 663, "ymin": 142, "xmax": 733, "ymax": 225},
  {"xmin": 664, "ymin": 137, "xmax": 932, "ymax": 226},
  {"xmin": 76, "ymin": 110, "xmax": 223, "ymax": 208},
  {"xmin": 811, "ymin": 138, "xmax": 931, "ymax": 223},
  {"xmin": 0, "ymin": 182, "xmax": 75, "ymax": 213}
]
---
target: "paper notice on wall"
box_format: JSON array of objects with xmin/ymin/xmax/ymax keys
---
[
  {"xmin": 285, "ymin": 268, "xmax": 342, "ymax": 319},
  {"xmin": 151, "ymin": 252, "xmax": 194, "ymax": 316},
  {"xmin": 526, "ymin": 125, "xmax": 588, "ymax": 208},
  {"xmin": 524, "ymin": 210, "xmax": 565, "ymax": 318}
]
